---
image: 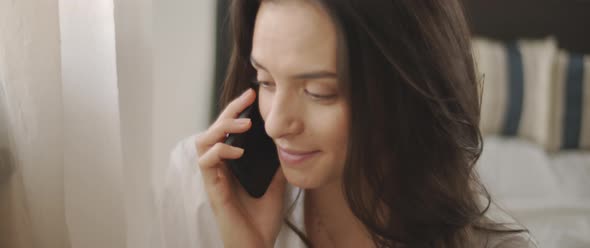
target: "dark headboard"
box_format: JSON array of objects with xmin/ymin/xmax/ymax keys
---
[{"xmin": 464, "ymin": 0, "xmax": 590, "ymax": 53}]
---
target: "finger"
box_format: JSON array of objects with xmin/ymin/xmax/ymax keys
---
[
  {"xmin": 195, "ymin": 88, "xmax": 256, "ymax": 151},
  {"xmin": 217, "ymin": 163, "xmax": 234, "ymax": 186},
  {"xmin": 265, "ymin": 166, "xmax": 287, "ymax": 197},
  {"xmin": 219, "ymin": 88, "xmax": 256, "ymax": 120},
  {"xmin": 195, "ymin": 118, "xmax": 252, "ymax": 155},
  {"xmin": 202, "ymin": 156, "xmax": 241, "ymax": 218},
  {"xmin": 198, "ymin": 143, "xmax": 244, "ymax": 186},
  {"xmin": 198, "ymin": 143, "xmax": 244, "ymax": 170},
  {"xmin": 210, "ymin": 166, "xmax": 237, "ymax": 208}
]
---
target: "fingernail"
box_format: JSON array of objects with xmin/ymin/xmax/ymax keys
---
[
  {"xmin": 233, "ymin": 147, "xmax": 244, "ymax": 155},
  {"xmin": 234, "ymin": 118, "xmax": 250, "ymax": 125}
]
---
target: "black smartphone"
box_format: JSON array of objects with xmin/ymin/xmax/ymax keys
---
[{"xmin": 223, "ymin": 95, "xmax": 280, "ymax": 198}]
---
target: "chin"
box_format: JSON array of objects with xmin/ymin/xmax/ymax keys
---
[{"xmin": 281, "ymin": 164, "xmax": 334, "ymax": 189}]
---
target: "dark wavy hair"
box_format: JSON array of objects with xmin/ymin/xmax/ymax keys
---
[{"xmin": 219, "ymin": 0, "xmax": 525, "ymax": 247}]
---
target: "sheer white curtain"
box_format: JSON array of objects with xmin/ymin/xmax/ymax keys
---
[{"xmin": 0, "ymin": 0, "xmax": 215, "ymax": 247}]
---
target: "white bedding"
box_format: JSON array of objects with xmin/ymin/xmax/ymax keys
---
[{"xmin": 478, "ymin": 136, "xmax": 590, "ymax": 248}]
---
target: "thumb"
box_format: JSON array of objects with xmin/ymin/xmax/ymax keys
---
[{"xmin": 265, "ymin": 166, "xmax": 287, "ymax": 198}]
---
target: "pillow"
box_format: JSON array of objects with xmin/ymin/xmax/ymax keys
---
[
  {"xmin": 547, "ymin": 51, "xmax": 590, "ymax": 151},
  {"xmin": 472, "ymin": 37, "xmax": 557, "ymax": 149}
]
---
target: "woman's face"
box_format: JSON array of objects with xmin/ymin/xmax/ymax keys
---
[{"xmin": 252, "ymin": 1, "xmax": 349, "ymax": 189}]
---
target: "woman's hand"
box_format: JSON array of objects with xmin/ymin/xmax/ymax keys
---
[{"xmin": 195, "ymin": 88, "xmax": 287, "ymax": 248}]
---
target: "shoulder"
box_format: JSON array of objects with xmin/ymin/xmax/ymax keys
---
[
  {"xmin": 475, "ymin": 207, "xmax": 538, "ymax": 248},
  {"xmin": 156, "ymin": 134, "xmax": 223, "ymax": 247},
  {"xmin": 162, "ymin": 134, "xmax": 205, "ymax": 207},
  {"xmin": 482, "ymin": 231, "xmax": 537, "ymax": 248},
  {"xmin": 169, "ymin": 133, "xmax": 199, "ymax": 174}
]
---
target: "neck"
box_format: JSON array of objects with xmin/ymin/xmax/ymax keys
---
[{"xmin": 304, "ymin": 179, "xmax": 374, "ymax": 247}]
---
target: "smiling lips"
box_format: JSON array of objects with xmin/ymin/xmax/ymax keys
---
[{"xmin": 277, "ymin": 146, "xmax": 320, "ymax": 166}]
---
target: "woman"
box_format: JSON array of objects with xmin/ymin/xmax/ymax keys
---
[{"xmin": 158, "ymin": 0, "xmax": 536, "ymax": 247}]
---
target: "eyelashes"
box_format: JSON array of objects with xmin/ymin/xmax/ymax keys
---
[
  {"xmin": 251, "ymin": 80, "xmax": 337, "ymax": 101},
  {"xmin": 251, "ymin": 80, "xmax": 271, "ymax": 88}
]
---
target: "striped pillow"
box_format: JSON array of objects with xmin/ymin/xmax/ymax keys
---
[
  {"xmin": 548, "ymin": 51, "xmax": 590, "ymax": 151},
  {"xmin": 473, "ymin": 37, "xmax": 557, "ymax": 149}
]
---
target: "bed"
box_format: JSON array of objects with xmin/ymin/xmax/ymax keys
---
[
  {"xmin": 478, "ymin": 137, "xmax": 590, "ymax": 247},
  {"xmin": 466, "ymin": 0, "xmax": 590, "ymax": 247}
]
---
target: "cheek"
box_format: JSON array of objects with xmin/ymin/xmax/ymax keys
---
[
  {"xmin": 314, "ymin": 105, "xmax": 349, "ymax": 156},
  {"xmin": 257, "ymin": 91, "xmax": 272, "ymax": 122}
]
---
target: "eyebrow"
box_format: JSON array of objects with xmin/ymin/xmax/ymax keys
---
[{"xmin": 250, "ymin": 56, "xmax": 338, "ymax": 80}]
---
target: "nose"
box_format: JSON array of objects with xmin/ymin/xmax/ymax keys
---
[{"xmin": 263, "ymin": 91, "xmax": 303, "ymax": 140}]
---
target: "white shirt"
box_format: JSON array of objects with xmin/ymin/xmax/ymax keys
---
[{"xmin": 156, "ymin": 134, "xmax": 537, "ymax": 248}]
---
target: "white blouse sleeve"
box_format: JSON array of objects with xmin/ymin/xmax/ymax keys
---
[{"xmin": 156, "ymin": 134, "xmax": 224, "ymax": 248}]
